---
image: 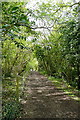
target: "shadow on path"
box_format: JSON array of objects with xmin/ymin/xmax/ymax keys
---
[{"xmin": 20, "ymin": 71, "xmax": 80, "ymax": 119}]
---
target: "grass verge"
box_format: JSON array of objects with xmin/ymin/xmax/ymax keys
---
[{"xmin": 48, "ymin": 76, "xmax": 80, "ymax": 101}]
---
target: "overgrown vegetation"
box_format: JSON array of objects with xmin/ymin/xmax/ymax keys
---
[
  {"xmin": 2, "ymin": 2, "xmax": 38, "ymax": 119},
  {"xmin": 1, "ymin": 0, "xmax": 80, "ymax": 119},
  {"xmin": 34, "ymin": 1, "xmax": 80, "ymax": 89}
]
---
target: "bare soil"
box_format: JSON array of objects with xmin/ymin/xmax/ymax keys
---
[{"xmin": 20, "ymin": 71, "xmax": 80, "ymax": 119}]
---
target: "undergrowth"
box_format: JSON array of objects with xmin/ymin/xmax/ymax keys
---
[{"xmin": 40, "ymin": 71, "xmax": 80, "ymax": 101}]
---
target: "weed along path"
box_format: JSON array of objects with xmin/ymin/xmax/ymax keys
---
[{"xmin": 20, "ymin": 71, "xmax": 80, "ymax": 119}]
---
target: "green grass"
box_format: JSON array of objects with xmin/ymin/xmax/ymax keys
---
[
  {"xmin": 48, "ymin": 76, "xmax": 80, "ymax": 101},
  {"xmin": 39, "ymin": 71, "xmax": 80, "ymax": 101}
]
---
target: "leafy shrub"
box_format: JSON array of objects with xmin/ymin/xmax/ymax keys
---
[{"xmin": 2, "ymin": 100, "xmax": 21, "ymax": 120}]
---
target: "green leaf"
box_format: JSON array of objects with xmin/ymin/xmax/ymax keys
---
[{"xmin": 12, "ymin": 6, "xmax": 19, "ymax": 10}]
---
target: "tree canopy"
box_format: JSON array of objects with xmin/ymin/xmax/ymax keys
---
[
  {"xmin": 2, "ymin": 1, "xmax": 80, "ymax": 118},
  {"xmin": 2, "ymin": 0, "xmax": 80, "ymax": 87}
]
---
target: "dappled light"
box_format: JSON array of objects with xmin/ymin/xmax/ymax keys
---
[
  {"xmin": 2, "ymin": 0, "xmax": 80, "ymax": 119},
  {"xmin": 20, "ymin": 71, "xmax": 79, "ymax": 118}
]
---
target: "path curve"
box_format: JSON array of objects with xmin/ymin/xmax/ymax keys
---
[{"xmin": 21, "ymin": 71, "xmax": 80, "ymax": 119}]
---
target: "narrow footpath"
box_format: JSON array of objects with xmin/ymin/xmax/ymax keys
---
[{"xmin": 20, "ymin": 71, "xmax": 80, "ymax": 119}]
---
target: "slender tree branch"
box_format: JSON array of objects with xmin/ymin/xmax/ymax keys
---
[{"xmin": 70, "ymin": 2, "xmax": 80, "ymax": 7}]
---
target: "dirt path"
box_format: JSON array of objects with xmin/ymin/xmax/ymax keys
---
[{"xmin": 20, "ymin": 71, "xmax": 80, "ymax": 119}]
